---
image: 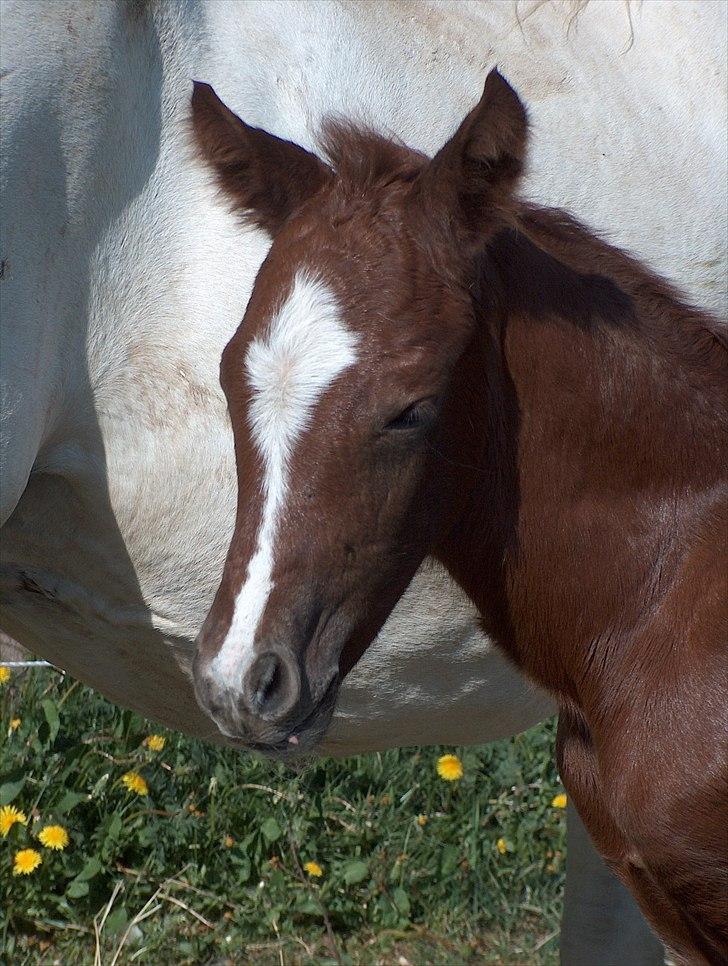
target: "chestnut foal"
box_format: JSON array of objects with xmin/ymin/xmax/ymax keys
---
[{"xmin": 191, "ymin": 71, "xmax": 727, "ymax": 962}]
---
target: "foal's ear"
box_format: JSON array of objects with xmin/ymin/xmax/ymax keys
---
[
  {"xmin": 191, "ymin": 81, "xmax": 332, "ymax": 235},
  {"xmin": 419, "ymin": 69, "xmax": 528, "ymax": 248}
]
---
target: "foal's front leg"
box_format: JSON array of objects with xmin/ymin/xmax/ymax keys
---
[
  {"xmin": 561, "ymin": 801, "xmax": 664, "ymax": 966},
  {"xmin": 556, "ymin": 709, "xmax": 725, "ymax": 966}
]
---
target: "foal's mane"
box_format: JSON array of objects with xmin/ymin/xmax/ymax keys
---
[
  {"xmin": 319, "ymin": 120, "xmax": 426, "ymax": 194},
  {"xmin": 509, "ymin": 204, "xmax": 727, "ymax": 369}
]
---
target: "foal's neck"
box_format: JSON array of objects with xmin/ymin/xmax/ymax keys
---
[{"xmin": 438, "ymin": 207, "xmax": 726, "ymax": 706}]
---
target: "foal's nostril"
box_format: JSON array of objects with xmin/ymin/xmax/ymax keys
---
[
  {"xmin": 252, "ymin": 653, "xmax": 281, "ymax": 711},
  {"xmin": 244, "ymin": 651, "xmax": 300, "ymax": 721}
]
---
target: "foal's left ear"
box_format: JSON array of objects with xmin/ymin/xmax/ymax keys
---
[
  {"xmin": 418, "ymin": 69, "xmax": 528, "ymax": 249},
  {"xmin": 191, "ymin": 81, "xmax": 332, "ymax": 235}
]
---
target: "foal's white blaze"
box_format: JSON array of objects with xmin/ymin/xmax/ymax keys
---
[{"xmin": 210, "ymin": 272, "xmax": 359, "ymax": 687}]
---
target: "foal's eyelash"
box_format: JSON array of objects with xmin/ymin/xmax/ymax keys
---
[{"xmin": 385, "ymin": 399, "xmax": 437, "ymax": 432}]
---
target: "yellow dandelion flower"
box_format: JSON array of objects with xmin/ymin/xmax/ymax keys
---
[
  {"xmin": 121, "ymin": 771, "xmax": 149, "ymax": 796},
  {"xmin": 144, "ymin": 734, "xmax": 165, "ymax": 752},
  {"xmin": 9, "ymin": 718, "xmax": 21, "ymax": 731},
  {"xmin": 0, "ymin": 667, "xmax": 10, "ymax": 685},
  {"xmin": 38, "ymin": 824, "xmax": 69, "ymax": 851},
  {"xmin": 223, "ymin": 835, "xmax": 234, "ymax": 848},
  {"xmin": 436, "ymin": 754, "xmax": 463, "ymax": 781},
  {"xmin": 416, "ymin": 814, "xmax": 428, "ymax": 827},
  {"xmin": 303, "ymin": 860, "xmax": 323, "ymax": 877},
  {"xmin": 13, "ymin": 848, "xmax": 42, "ymax": 875},
  {"xmin": 0, "ymin": 805, "xmax": 28, "ymax": 837},
  {"xmin": 551, "ymin": 793, "xmax": 568, "ymax": 809},
  {"xmin": 496, "ymin": 838, "xmax": 508, "ymax": 855}
]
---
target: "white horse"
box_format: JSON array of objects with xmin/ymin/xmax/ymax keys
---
[{"xmin": 1, "ymin": 1, "xmax": 724, "ymax": 961}]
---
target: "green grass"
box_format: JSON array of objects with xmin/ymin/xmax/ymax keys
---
[{"xmin": 1, "ymin": 668, "xmax": 565, "ymax": 964}]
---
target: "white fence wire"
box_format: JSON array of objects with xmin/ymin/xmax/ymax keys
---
[
  {"xmin": 0, "ymin": 633, "xmax": 57, "ymax": 669},
  {"xmin": 0, "ymin": 660, "xmax": 54, "ymax": 668}
]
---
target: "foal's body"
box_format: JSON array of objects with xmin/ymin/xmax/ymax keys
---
[
  {"xmin": 438, "ymin": 209, "xmax": 728, "ymax": 961},
  {"xmin": 192, "ymin": 68, "xmax": 727, "ymax": 962}
]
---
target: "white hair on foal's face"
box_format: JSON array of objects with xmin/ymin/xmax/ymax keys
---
[{"xmin": 209, "ymin": 272, "xmax": 360, "ymax": 693}]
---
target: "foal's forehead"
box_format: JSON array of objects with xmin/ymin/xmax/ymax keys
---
[
  {"xmin": 243, "ymin": 268, "xmax": 360, "ymax": 397},
  {"xmin": 248, "ymin": 249, "xmax": 377, "ymax": 340},
  {"xmin": 248, "ymin": 269, "xmax": 355, "ymax": 364},
  {"xmin": 244, "ymin": 241, "xmax": 470, "ymax": 371}
]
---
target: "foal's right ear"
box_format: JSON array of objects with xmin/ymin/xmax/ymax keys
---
[
  {"xmin": 417, "ymin": 69, "xmax": 528, "ymax": 250},
  {"xmin": 191, "ymin": 81, "xmax": 332, "ymax": 235}
]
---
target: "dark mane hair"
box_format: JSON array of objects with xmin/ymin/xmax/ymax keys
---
[{"xmin": 509, "ymin": 204, "xmax": 727, "ymax": 370}]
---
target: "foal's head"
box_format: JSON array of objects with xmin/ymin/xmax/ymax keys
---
[{"xmin": 191, "ymin": 70, "xmax": 527, "ymax": 750}]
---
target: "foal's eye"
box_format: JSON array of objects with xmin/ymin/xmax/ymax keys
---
[{"xmin": 384, "ymin": 398, "xmax": 437, "ymax": 434}]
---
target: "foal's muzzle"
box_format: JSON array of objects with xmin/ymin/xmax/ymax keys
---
[{"xmin": 192, "ymin": 641, "xmax": 338, "ymax": 751}]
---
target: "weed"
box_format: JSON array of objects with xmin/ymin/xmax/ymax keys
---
[{"xmin": 1, "ymin": 668, "xmax": 564, "ymax": 964}]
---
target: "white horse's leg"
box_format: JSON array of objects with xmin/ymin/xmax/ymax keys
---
[{"xmin": 561, "ymin": 801, "xmax": 664, "ymax": 966}]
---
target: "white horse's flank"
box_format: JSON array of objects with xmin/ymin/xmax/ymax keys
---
[{"xmin": 1, "ymin": 2, "xmax": 725, "ymax": 961}]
